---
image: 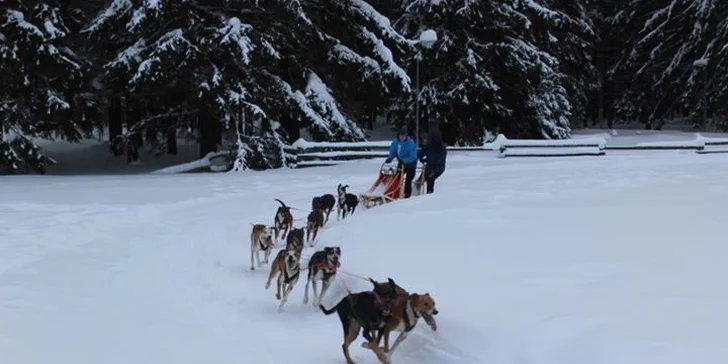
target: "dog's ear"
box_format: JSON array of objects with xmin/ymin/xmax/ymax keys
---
[
  {"xmin": 387, "ymin": 277, "xmax": 396, "ymax": 286},
  {"xmin": 369, "ymin": 277, "xmax": 377, "ymax": 286},
  {"xmin": 411, "ymin": 293, "xmax": 420, "ymax": 301}
]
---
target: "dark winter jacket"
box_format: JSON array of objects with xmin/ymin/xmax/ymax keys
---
[
  {"xmin": 388, "ymin": 135, "xmax": 418, "ymax": 165},
  {"xmin": 418, "ymin": 130, "xmax": 447, "ymax": 175}
]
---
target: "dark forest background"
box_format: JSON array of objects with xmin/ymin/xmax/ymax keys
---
[{"xmin": 2, "ymin": 0, "xmax": 726, "ymax": 173}]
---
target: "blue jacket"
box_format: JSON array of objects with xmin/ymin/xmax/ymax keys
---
[
  {"xmin": 418, "ymin": 130, "xmax": 447, "ymax": 174},
  {"xmin": 388, "ymin": 136, "xmax": 418, "ymax": 165}
]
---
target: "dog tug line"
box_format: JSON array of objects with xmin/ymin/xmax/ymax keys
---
[{"xmin": 250, "ymin": 182, "xmax": 438, "ymax": 364}]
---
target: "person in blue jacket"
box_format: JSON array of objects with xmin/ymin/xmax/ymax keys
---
[
  {"xmin": 417, "ymin": 129, "xmax": 447, "ymax": 194},
  {"xmin": 385, "ymin": 127, "xmax": 418, "ymax": 198}
]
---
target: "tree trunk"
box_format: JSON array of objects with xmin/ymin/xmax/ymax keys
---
[
  {"xmin": 108, "ymin": 96, "xmax": 123, "ymax": 154},
  {"xmin": 125, "ymin": 97, "xmax": 140, "ymax": 162},
  {"xmin": 198, "ymin": 108, "xmax": 219, "ymax": 158},
  {"xmin": 167, "ymin": 128, "xmax": 177, "ymax": 155}
]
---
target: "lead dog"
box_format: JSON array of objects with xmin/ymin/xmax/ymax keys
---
[
  {"xmin": 265, "ymin": 247, "xmax": 302, "ymax": 312},
  {"xmin": 303, "ymin": 246, "xmax": 341, "ymax": 307},
  {"xmin": 369, "ymin": 293, "xmax": 439, "ymax": 358},
  {"xmin": 249, "ymin": 223, "xmax": 274, "ymax": 271},
  {"xmin": 319, "ymin": 277, "xmax": 407, "ymax": 364},
  {"xmin": 337, "ymin": 184, "xmax": 359, "ymax": 220},
  {"xmin": 273, "ymin": 199, "xmax": 293, "ymax": 242}
]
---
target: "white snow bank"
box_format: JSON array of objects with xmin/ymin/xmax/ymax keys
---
[
  {"xmin": 298, "ymin": 150, "xmax": 388, "ymax": 158},
  {"xmin": 152, "ymin": 151, "xmax": 228, "ymax": 174},
  {"xmin": 292, "ymin": 138, "xmax": 392, "ymax": 149},
  {"xmin": 499, "ymin": 146, "xmax": 604, "ymax": 158},
  {"xmin": 487, "ymin": 134, "xmax": 607, "ymax": 150}
]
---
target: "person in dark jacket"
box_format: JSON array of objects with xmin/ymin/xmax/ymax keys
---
[
  {"xmin": 385, "ymin": 127, "xmax": 418, "ymax": 198},
  {"xmin": 417, "ymin": 129, "xmax": 447, "ymax": 194}
]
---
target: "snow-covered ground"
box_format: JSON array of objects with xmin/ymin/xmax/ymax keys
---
[{"xmin": 2, "ymin": 145, "xmax": 727, "ymax": 364}]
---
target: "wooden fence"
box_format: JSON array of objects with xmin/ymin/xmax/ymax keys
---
[
  {"xmin": 286, "ymin": 135, "xmax": 728, "ymax": 168},
  {"xmin": 287, "ymin": 140, "xmax": 494, "ymax": 168}
]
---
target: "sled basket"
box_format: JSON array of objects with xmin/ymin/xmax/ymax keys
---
[{"xmin": 359, "ymin": 161, "xmax": 427, "ymax": 208}]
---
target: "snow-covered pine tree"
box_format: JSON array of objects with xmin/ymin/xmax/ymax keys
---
[
  {"xmin": 299, "ymin": 0, "xmax": 414, "ymax": 140},
  {"xmin": 608, "ymin": 0, "xmax": 728, "ymax": 130},
  {"xmin": 589, "ymin": 0, "xmax": 626, "ymax": 128},
  {"xmin": 524, "ymin": 0, "xmax": 598, "ymax": 129},
  {"xmin": 83, "ymin": 0, "xmax": 412, "ymax": 169},
  {"xmin": 390, "ymin": 0, "xmax": 583, "ymax": 145},
  {"xmin": 0, "ymin": 0, "xmax": 86, "ymax": 174}
]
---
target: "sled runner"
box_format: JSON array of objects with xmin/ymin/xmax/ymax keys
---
[{"xmin": 360, "ymin": 161, "xmax": 427, "ymax": 208}]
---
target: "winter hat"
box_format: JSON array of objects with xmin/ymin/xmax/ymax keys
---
[{"xmin": 398, "ymin": 127, "xmax": 408, "ymax": 136}]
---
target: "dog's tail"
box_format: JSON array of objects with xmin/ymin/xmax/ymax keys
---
[
  {"xmin": 274, "ymin": 198, "xmax": 288, "ymax": 208},
  {"xmin": 319, "ymin": 303, "xmax": 337, "ymax": 315}
]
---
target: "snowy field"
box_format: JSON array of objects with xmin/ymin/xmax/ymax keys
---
[{"xmin": 2, "ymin": 150, "xmax": 728, "ymax": 364}]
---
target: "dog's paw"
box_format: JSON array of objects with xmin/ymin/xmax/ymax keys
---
[{"xmin": 275, "ymin": 294, "xmax": 281, "ymax": 300}]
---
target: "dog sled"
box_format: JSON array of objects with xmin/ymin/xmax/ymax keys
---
[{"xmin": 359, "ymin": 161, "xmax": 427, "ymax": 208}]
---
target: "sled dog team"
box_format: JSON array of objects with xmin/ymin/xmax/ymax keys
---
[{"xmin": 249, "ymin": 184, "xmax": 439, "ymax": 364}]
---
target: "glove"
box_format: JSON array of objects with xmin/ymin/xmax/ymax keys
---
[{"xmin": 385, "ymin": 157, "xmax": 393, "ymax": 163}]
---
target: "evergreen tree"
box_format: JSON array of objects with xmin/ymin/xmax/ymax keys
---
[
  {"xmin": 389, "ymin": 0, "xmax": 594, "ymax": 145},
  {"xmin": 83, "ymin": 0, "xmax": 411, "ymax": 169},
  {"xmin": 0, "ymin": 0, "xmax": 86, "ymax": 173},
  {"xmin": 608, "ymin": 0, "xmax": 728, "ymax": 130},
  {"xmin": 527, "ymin": 0, "xmax": 598, "ymax": 129}
]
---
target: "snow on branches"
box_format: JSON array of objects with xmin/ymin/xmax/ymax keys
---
[
  {"xmin": 609, "ymin": 0, "xmax": 728, "ymax": 125},
  {"xmin": 1, "ymin": 1, "xmax": 83, "ymax": 173}
]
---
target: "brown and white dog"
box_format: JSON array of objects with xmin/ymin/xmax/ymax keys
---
[
  {"xmin": 265, "ymin": 247, "xmax": 302, "ymax": 312},
  {"xmin": 249, "ymin": 223, "xmax": 274, "ymax": 271},
  {"xmin": 369, "ymin": 293, "xmax": 439, "ymax": 359},
  {"xmin": 306, "ymin": 209, "xmax": 325, "ymax": 245},
  {"xmin": 273, "ymin": 199, "xmax": 293, "ymax": 242},
  {"xmin": 303, "ymin": 246, "xmax": 341, "ymax": 307}
]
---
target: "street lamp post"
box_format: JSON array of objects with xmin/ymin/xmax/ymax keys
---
[
  {"xmin": 692, "ymin": 58, "xmax": 709, "ymax": 129},
  {"xmin": 415, "ymin": 29, "xmax": 437, "ymax": 148}
]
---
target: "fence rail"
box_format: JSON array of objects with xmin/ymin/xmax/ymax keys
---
[
  {"xmin": 156, "ymin": 135, "xmax": 728, "ymax": 173},
  {"xmin": 287, "ymin": 135, "xmax": 728, "ymax": 167}
]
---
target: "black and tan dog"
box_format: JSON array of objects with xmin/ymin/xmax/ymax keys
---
[
  {"xmin": 286, "ymin": 226, "xmax": 305, "ymax": 254},
  {"xmin": 249, "ymin": 223, "xmax": 274, "ymax": 271},
  {"xmin": 265, "ymin": 247, "xmax": 302, "ymax": 312},
  {"xmin": 319, "ymin": 277, "xmax": 408, "ymax": 364},
  {"xmin": 369, "ymin": 293, "xmax": 439, "ymax": 359},
  {"xmin": 303, "ymin": 246, "xmax": 341, "ymax": 307},
  {"xmin": 337, "ymin": 184, "xmax": 359, "ymax": 221},
  {"xmin": 313, "ymin": 194, "xmax": 336, "ymax": 224},
  {"xmin": 273, "ymin": 199, "xmax": 293, "ymax": 242},
  {"xmin": 306, "ymin": 209, "xmax": 325, "ymax": 245}
]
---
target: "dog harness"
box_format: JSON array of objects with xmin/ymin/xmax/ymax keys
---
[
  {"xmin": 258, "ymin": 239, "xmax": 271, "ymax": 251},
  {"xmin": 321, "ymin": 258, "xmax": 339, "ymax": 280},
  {"xmin": 401, "ymin": 295, "xmax": 421, "ymax": 332},
  {"xmin": 283, "ymin": 265, "xmax": 299, "ymax": 284}
]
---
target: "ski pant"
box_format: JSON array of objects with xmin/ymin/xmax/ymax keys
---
[
  {"xmin": 425, "ymin": 168, "xmax": 444, "ymax": 194},
  {"xmin": 400, "ymin": 162, "xmax": 417, "ymax": 198}
]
